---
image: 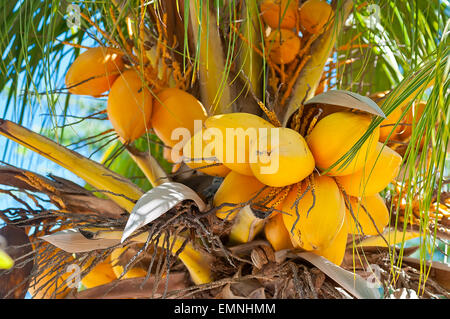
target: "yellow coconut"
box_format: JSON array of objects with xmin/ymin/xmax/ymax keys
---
[
  {"xmin": 213, "ymin": 171, "xmax": 265, "ymax": 220},
  {"xmin": 298, "ymin": 0, "xmax": 333, "ymax": 34},
  {"xmin": 182, "ymin": 128, "xmax": 231, "ymax": 177},
  {"xmin": 260, "ymin": 0, "xmax": 298, "ymax": 29},
  {"xmin": 249, "ymin": 127, "xmax": 315, "ymax": 187},
  {"xmin": 266, "ymin": 29, "xmax": 301, "ymax": 65},
  {"xmin": 345, "ymin": 193, "xmax": 390, "ymax": 236},
  {"xmin": 264, "ymin": 212, "xmax": 294, "ymax": 251},
  {"xmin": 306, "ymin": 111, "xmax": 379, "ymax": 176},
  {"xmin": 152, "ymin": 88, "xmax": 208, "ymax": 147},
  {"xmin": 282, "ymin": 175, "xmax": 345, "ymax": 250},
  {"xmin": 107, "ymin": 69, "xmax": 153, "ymax": 143},
  {"xmin": 205, "ymin": 113, "xmax": 275, "ymax": 176},
  {"xmin": 81, "ymin": 256, "xmax": 117, "ymax": 289},
  {"xmin": 65, "ymin": 47, "xmax": 125, "ymax": 97},
  {"xmin": 336, "ymin": 142, "xmax": 402, "ymax": 197},
  {"xmin": 110, "ymin": 247, "xmax": 148, "ymax": 279},
  {"xmin": 314, "ymin": 215, "xmax": 349, "ymax": 266}
]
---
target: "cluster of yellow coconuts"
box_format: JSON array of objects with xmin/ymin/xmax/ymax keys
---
[
  {"xmin": 261, "ymin": 0, "xmax": 333, "ymax": 64},
  {"xmin": 185, "ymin": 111, "xmax": 403, "ymax": 266},
  {"xmin": 65, "ymin": 46, "xmax": 403, "ymax": 267},
  {"xmin": 65, "ymin": 36, "xmax": 402, "ymax": 271}
]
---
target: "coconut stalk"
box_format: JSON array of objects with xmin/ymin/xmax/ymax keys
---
[
  {"xmin": 237, "ymin": 0, "xmax": 263, "ymax": 100},
  {"xmin": 0, "ymin": 119, "xmax": 143, "ymax": 212},
  {"xmin": 67, "ymin": 272, "xmax": 187, "ymax": 299},
  {"xmin": 125, "ymin": 144, "xmax": 169, "ymax": 187},
  {"xmin": 189, "ymin": 0, "xmax": 233, "ymax": 114},
  {"xmin": 0, "ymin": 165, "xmax": 124, "ymax": 218},
  {"xmin": 228, "ymin": 205, "xmax": 265, "ymax": 244},
  {"xmin": 281, "ymin": 0, "xmax": 354, "ymax": 125}
]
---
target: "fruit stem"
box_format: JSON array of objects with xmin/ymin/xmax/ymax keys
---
[
  {"xmin": 125, "ymin": 144, "xmax": 169, "ymax": 187},
  {"xmin": 228, "ymin": 205, "xmax": 266, "ymax": 245}
]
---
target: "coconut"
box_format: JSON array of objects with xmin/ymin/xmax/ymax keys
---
[
  {"xmin": 65, "ymin": 47, "xmax": 125, "ymax": 97},
  {"xmin": 399, "ymin": 100, "xmax": 426, "ymax": 139},
  {"xmin": 345, "ymin": 193, "xmax": 390, "ymax": 236},
  {"xmin": 336, "ymin": 142, "xmax": 402, "ymax": 197},
  {"xmin": 314, "ymin": 215, "xmax": 349, "ymax": 265},
  {"xmin": 81, "ymin": 256, "xmax": 117, "ymax": 288},
  {"xmin": 266, "ymin": 29, "xmax": 301, "ymax": 65},
  {"xmin": 260, "ymin": 0, "xmax": 298, "ymax": 29},
  {"xmin": 110, "ymin": 246, "xmax": 147, "ymax": 279},
  {"xmin": 379, "ymin": 106, "xmax": 405, "ymax": 142},
  {"xmin": 152, "ymin": 88, "xmax": 208, "ymax": 147},
  {"xmin": 182, "ymin": 128, "xmax": 231, "ymax": 177},
  {"xmin": 249, "ymin": 127, "xmax": 315, "ymax": 187},
  {"xmin": 107, "ymin": 70, "xmax": 153, "ymax": 143},
  {"xmin": 282, "ymin": 175, "xmax": 346, "ymax": 250},
  {"xmin": 205, "ymin": 113, "xmax": 275, "ymax": 176},
  {"xmin": 213, "ymin": 171, "xmax": 265, "ymax": 220},
  {"xmin": 264, "ymin": 212, "xmax": 294, "ymax": 251},
  {"xmin": 298, "ymin": 0, "xmax": 333, "ymax": 34},
  {"xmin": 306, "ymin": 111, "xmax": 380, "ymax": 176}
]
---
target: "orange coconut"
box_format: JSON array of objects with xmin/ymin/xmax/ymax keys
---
[
  {"xmin": 213, "ymin": 171, "xmax": 265, "ymax": 220},
  {"xmin": 298, "ymin": 0, "xmax": 333, "ymax": 34},
  {"xmin": 345, "ymin": 193, "xmax": 390, "ymax": 236},
  {"xmin": 260, "ymin": 0, "xmax": 298, "ymax": 29},
  {"xmin": 306, "ymin": 111, "xmax": 379, "ymax": 176},
  {"xmin": 282, "ymin": 175, "xmax": 346, "ymax": 250},
  {"xmin": 205, "ymin": 113, "xmax": 275, "ymax": 176},
  {"xmin": 249, "ymin": 127, "xmax": 315, "ymax": 187},
  {"xmin": 379, "ymin": 106, "xmax": 405, "ymax": 142},
  {"xmin": 65, "ymin": 47, "xmax": 125, "ymax": 97},
  {"xmin": 182, "ymin": 128, "xmax": 231, "ymax": 177},
  {"xmin": 266, "ymin": 29, "xmax": 301, "ymax": 64},
  {"xmin": 399, "ymin": 100, "xmax": 427, "ymax": 139},
  {"xmin": 264, "ymin": 212, "xmax": 294, "ymax": 251},
  {"xmin": 152, "ymin": 88, "xmax": 208, "ymax": 148},
  {"xmin": 81, "ymin": 256, "xmax": 117, "ymax": 289},
  {"xmin": 107, "ymin": 69, "xmax": 153, "ymax": 143},
  {"xmin": 336, "ymin": 142, "xmax": 402, "ymax": 197},
  {"xmin": 314, "ymin": 215, "xmax": 349, "ymax": 265}
]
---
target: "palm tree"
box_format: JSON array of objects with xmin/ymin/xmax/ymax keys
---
[{"xmin": 0, "ymin": 0, "xmax": 448, "ymax": 299}]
